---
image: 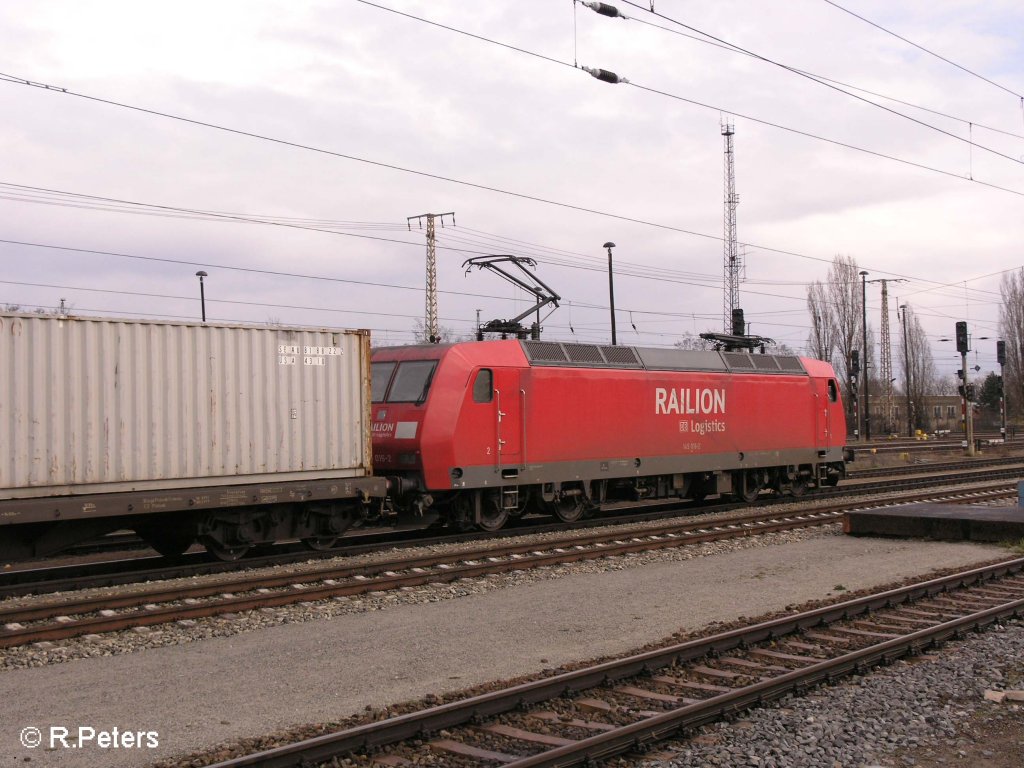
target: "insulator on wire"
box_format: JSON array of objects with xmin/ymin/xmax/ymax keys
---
[
  {"xmin": 582, "ymin": 66, "xmax": 629, "ymax": 84},
  {"xmin": 583, "ymin": 2, "xmax": 627, "ymax": 19}
]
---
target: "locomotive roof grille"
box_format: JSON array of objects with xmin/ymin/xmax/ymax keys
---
[
  {"xmin": 722, "ymin": 352, "xmax": 756, "ymax": 369},
  {"xmin": 600, "ymin": 345, "xmax": 643, "ymax": 366},
  {"xmin": 566, "ymin": 344, "xmax": 606, "ymax": 364},
  {"xmin": 520, "ymin": 341, "xmax": 807, "ymax": 375},
  {"xmin": 520, "ymin": 341, "xmax": 644, "ymax": 368},
  {"xmin": 752, "ymin": 355, "xmax": 781, "ymax": 371},
  {"xmin": 520, "ymin": 341, "xmax": 569, "ymax": 362}
]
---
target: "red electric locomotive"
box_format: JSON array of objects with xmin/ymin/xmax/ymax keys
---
[{"xmin": 371, "ymin": 339, "xmax": 849, "ymax": 531}]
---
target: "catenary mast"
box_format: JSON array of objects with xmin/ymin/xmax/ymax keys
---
[{"xmin": 721, "ymin": 120, "xmax": 742, "ymax": 333}]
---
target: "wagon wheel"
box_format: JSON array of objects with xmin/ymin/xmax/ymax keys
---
[
  {"xmin": 552, "ymin": 495, "xmax": 585, "ymax": 523},
  {"xmin": 477, "ymin": 491, "xmax": 510, "ymax": 532},
  {"xmin": 302, "ymin": 536, "xmax": 339, "ymax": 551},
  {"xmin": 143, "ymin": 528, "xmax": 195, "ymax": 558},
  {"xmin": 200, "ymin": 536, "xmax": 250, "ymax": 562}
]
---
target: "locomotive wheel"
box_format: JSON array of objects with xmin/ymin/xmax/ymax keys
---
[
  {"xmin": 789, "ymin": 479, "xmax": 808, "ymax": 497},
  {"xmin": 302, "ymin": 536, "xmax": 339, "ymax": 551},
  {"xmin": 477, "ymin": 492, "xmax": 510, "ymax": 532},
  {"xmin": 740, "ymin": 471, "xmax": 763, "ymax": 504},
  {"xmin": 201, "ymin": 536, "xmax": 250, "ymax": 561},
  {"xmin": 553, "ymin": 496, "xmax": 585, "ymax": 523}
]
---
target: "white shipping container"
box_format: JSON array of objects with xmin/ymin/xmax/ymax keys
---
[{"xmin": 0, "ymin": 313, "xmax": 372, "ymax": 499}]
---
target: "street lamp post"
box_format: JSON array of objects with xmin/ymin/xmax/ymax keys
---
[
  {"xmin": 604, "ymin": 242, "xmax": 617, "ymax": 345},
  {"xmin": 860, "ymin": 270, "xmax": 870, "ymax": 441},
  {"xmin": 899, "ymin": 304, "xmax": 913, "ymax": 437},
  {"xmin": 195, "ymin": 270, "xmax": 208, "ymax": 323}
]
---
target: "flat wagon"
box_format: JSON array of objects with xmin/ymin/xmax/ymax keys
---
[{"xmin": 0, "ymin": 313, "xmax": 384, "ymax": 560}]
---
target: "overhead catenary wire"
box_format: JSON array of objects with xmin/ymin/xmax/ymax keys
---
[
  {"xmin": 613, "ymin": 0, "xmax": 1024, "ymax": 165},
  {"xmin": 0, "ymin": 175, "xmax": 1006, "ymax": 310},
  {"xmin": 3, "ymin": 234, "xmax": 1004, "ymax": 339},
  {"xmin": 820, "ymin": 0, "xmax": 1024, "ymax": 101},
  {"xmin": 609, "ymin": 6, "xmax": 1024, "ymax": 140},
  {"xmin": 354, "ymin": 4, "xmax": 1024, "ymax": 188},
  {"xmin": 2, "ymin": 17, "xmax": 1024, "ymax": 239}
]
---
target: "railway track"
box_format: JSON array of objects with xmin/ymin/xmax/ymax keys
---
[
  {"xmin": 200, "ymin": 556, "xmax": 1024, "ymax": 768},
  {"xmin": 3, "ymin": 462, "xmax": 1022, "ymax": 598},
  {"xmin": 847, "ymin": 455, "xmax": 1024, "ymax": 479},
  {"xmin": 0, "ymin": 483, "xmax": 1013, "ymax": 651},
  {"xmin": 864, "ymin": 435, "xmax": 1014, "ymax": 453}
]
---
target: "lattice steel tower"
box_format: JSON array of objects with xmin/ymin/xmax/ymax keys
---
[
  {"xmin": 407, "ymin": 211, "xmax": 455, "ymax": 343},
  {"xmin": 879, "ymin": 281, "xmax": 893, "ymax": 433},
  {"xmin": 721, "ymin": 120, "xmax": 742, "ymax": 333}
]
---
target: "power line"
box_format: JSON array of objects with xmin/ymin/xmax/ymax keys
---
[
  {"xmin": 0, "ymin": 237, "xmax": 743, "ymax": 320},
  {"xmin": 2, "ymin": 23, "xmax": 1023, "ymax": 248},
  {"xmin": 620, "ymin": 9, "xmax": 1023, "ymax": 140},
  {"xmin": 2, "ymin": 175, "xmax": 1004, "ymax": 313},
  {"xmin": 0, "ymin": 278, "xmax": 482, "ymax": 325},
  {"xmin": 0, "ymin": 180, "xmax": 823, "ymax": 294},
  {"xmin": 346, "ymin": 5, "xmax": 1024, "ymax": 192},
  {"xmin": 820, "ymin": 0, "xmax": 1024, "ymax": 100},
  {"xmin": 616, "ymin": 0, "xmax": 1023, "ymax": 167},
  {"xmin": 0, "ymin": 182, "xmax": 429, "ymax": 246},
  {"xmin": 0, "ymin": 237, "xmax": 507, "ymax": 300}
]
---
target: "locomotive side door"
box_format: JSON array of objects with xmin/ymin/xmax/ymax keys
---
[
  {"xmin": 492, "ymin": 368, "xmax": 523, "ymax": 470},
  {"xmin": 817, "ymin": 378, "xmax": 837, "ymax": 451}
]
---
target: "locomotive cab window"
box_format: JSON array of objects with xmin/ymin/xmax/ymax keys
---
[
  {"xmin": 387, "ymin": 360, "xmax": 438, "ymax": 403},
  {"xmin": 371, "ymin": 362, "xmax": 396, "ymax": 402},
  {"xmin": 472, "ymin": 369, "xmax": 493, "ymax": 403},
  {"xmin": 827, "ymin": 379, "xmax": 838, "ymax": 403}
]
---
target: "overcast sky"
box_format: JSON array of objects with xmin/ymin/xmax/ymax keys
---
[{"xmin": 2, "ymin": 0, "xmax": 1022, "ymax": 378}]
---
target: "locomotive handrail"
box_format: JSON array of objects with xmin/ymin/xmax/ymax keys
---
[
  {"xmin": 520, "ymin": 387, "xmax": 527, "ymax": 469},
  {"xmin": 494, "ymin": 387, "xmax": 504, "ymax": 474}
]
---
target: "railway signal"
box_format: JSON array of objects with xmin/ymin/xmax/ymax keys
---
[
  {"xmin": 955, "ymin": 321, "xmax": 975, "ymax": 456},
  {"xmin": 955, "ymin": 321, "xmax": 969, "ymax": 353}
]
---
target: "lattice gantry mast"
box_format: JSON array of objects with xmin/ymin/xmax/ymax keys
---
[
  {"xmin": 408, "ymin": 211, "xmax": 455, "ymax": 343},
  {"xmin": 879, "ymin": 281, "xmax": 893, "ymax": 433},
  {"xmin": 721, "ymin": 120, "xmax": 742, "ymax": 333}
]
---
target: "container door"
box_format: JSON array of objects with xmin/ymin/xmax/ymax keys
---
[{"xmin": 493, "ymin": 368, "xmax": 522, "ymax": 469}]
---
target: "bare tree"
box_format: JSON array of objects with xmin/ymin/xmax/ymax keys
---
[
  {"xmin": 806, "ymin": 255, "xmax": 869, "ymax": 430},
  {"xmin": 805, "ymin": 280, "xmax": 835, "ymax": 362},
  {"xmin": 412, "ymin": 318, "xmax": 462, "ymax": 343},
  {"xmin": 897, "ymin": 305, "xmax": 936, "ymax": 433},
  {"xmin": 999, "ymin": 269, "xmax": 1024, "ymax": 419},
  {"xmin": 673, "ymin": 332, "xmax": 713, "ymax": 351},
  {"xmin": 934, "ymin": 375, "xmax": 957, "ymax": 396}
]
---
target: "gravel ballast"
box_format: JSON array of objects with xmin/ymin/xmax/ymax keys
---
[
  {"xmin": 645, "ymin": 621, "xmax": 1024, "ymax": 768},
  {"xmin": 0, "ymin": 535, "xmax": 1008, "ymax": 767}
]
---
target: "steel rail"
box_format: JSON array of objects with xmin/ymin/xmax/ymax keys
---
[
  {"xmin": 0, "ymin": 509, "xmax": 846, "ymax": 646},
  {"xmin": 201, "ymin": 557, "xmax": 1024, "ymax": 768},
  {"xmin": 0, "ymin": 485, "xmax": 1014, "ymax": 648},
  {"xmin": 506, "ymin": 594, "xmax": 1024, "ymax": 767},
  {"xmin": 848, "ymin": 455, "xmax": 1024, "ymax": 479},
  {"xmin": 3, "ymin": 463, "xmax": 1018, "ymax": 598}
]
